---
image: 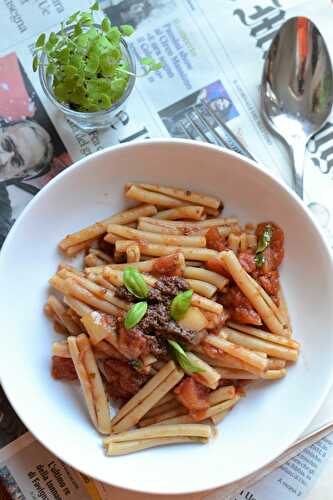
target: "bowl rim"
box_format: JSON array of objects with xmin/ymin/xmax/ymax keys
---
[{"xmin": 0, "ymin": 138, "xmax": 333, "ymax": 495}]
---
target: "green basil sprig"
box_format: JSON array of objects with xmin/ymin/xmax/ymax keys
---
[
  {"xmin": 170, "ymin": 290, "xmax": 193, "ymax": 320},
  {"xmin": 124, "ymin": 301, "xmax": 147, "ymax": 330},
  {"xmin": 257, "ymin": 224, "xmax": 273, "ymax": 252},
  {"xmin": 123, "ymin": 267, "xmax": 149, "ymax": 299},
  {"xmin": 32, "ymin": 2, "xmax": 162, "ymax": 113},
  {"xmin": 254, "ymin": 253, "xmax": 265, "ymax": 268},
  {"xmin": 255, "ymin": 224, "xmax": 272, "ymax": 268},
  {"xmin": 168, "ymin": 340, "xmax": 204, "ymax": 374},
  {"xmin": 129, "ymin": 359, "xmax": 143, "ymax": 371}
]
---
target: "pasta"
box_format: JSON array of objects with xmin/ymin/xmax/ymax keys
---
[{"xmin": 46, "ymin": 182, "xmax": 299, "ymax": 456}]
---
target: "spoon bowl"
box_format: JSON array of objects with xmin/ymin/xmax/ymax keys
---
[{"xmin": 261, "ymin": 16, "xmax": 333, "ymax": 198}]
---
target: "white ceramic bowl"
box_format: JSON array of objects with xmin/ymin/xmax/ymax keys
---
[{"xmin": 0, "ymin": 139, "xmax": 332, "ymax": 495}]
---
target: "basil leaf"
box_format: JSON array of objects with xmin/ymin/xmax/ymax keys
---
[
  {"xmin": 254, "ymin": 253, "xmax": 265, "ymax": 268},
  {"xmin": 255, "ymin": 224, "xmax": 272, "ymax": 268},
  {"xmin": 35, "ymin": 33, "xmax": 46, "ymax": 48},
  {"xmin": 129, "ymin": 359, "xmax": 143, "ymax": 371},
  {"xmin": 47, "ymin": 32, "xmax": 59, "ymax": 47},
  {"xmin": 90, "ymin": 1, "xmax": 99, "ymax": 11},
  {"xmin": 123, "ymin": 267, "xmax": 149, "ymax": 299},
  {"xmin": 120, "ymin": 24, "xmax": 134, "ymax": 36},
  {"xmin": 66, "ymin": 11, "xmax": 80, "ymax": 24},
  {"xmin": 101, "ymin": 17, "xmax": 111, "ymax": 33},
  {"xmin": 256, "ymin": 224, "xmax": 272, "ymax": 253},
  {"xmin": 32, "ymin": 55, "xmax": 39, "ymax": 72},
  {"xmin": 124, "ymin": 301, "xmax": 147, "ymax": 330},
  {"xmin": 168, "ymin": 340, "xmax": 204, "ymax": 373},
  {"xmin": 170, "ymin": 290, "xmax": 193, "ymax": 320}
]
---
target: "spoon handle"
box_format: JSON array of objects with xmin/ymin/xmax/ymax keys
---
[{"xmin": 290, "ymin": 140, "xmax": 306, "ymax": 199}]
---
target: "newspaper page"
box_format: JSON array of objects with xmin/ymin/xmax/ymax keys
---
[
  {"xmin": 235, "ymin": 435, "xmax": 333, "ymax": 500},
  {"xmin": 0, "ymin": 433, "xmax": 105, "ymax": 499},
  {"xmin": 1, "ymin": 0, "xmax": 333, "ymax": 498}
]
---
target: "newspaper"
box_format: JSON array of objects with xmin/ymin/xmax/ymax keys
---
[
  {"xmin": 1, "ymin": 0, "xmax": 333, "ymax": 498},
  {"xmin": 0, "ymin": 433, "xmax": 104, "ymax": 499}
]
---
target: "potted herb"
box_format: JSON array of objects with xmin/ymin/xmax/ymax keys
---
[{"xmin": 33, "ymin": 1, "xmax": 160, "ymax": 130}]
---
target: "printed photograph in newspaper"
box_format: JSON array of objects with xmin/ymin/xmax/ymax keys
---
[
  {"xmin": 159, "ymin": 80, "xmax": 239, "ymax": 140},
  {"xmin": 0, "ymin": 387, "xmax": 26, "ymax": 450},
  {"xmin": 102, "ymin": 0, "xmax": 177, "ymax": 28},
  {"xmin": 0, "ymin": 434, "xmax": 95, "ymax": 499},
  {"xmin": 0, "ymin": 465, "xmax": 24, "ymax": 499},
  {"xmin": 0, "ymin": 52, "xmax": 72, "ymax": 247}
]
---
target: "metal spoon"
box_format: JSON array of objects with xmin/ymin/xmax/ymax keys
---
[{"xmin": 261, "ymin": 16, "xmax": 333, "ymax": 198}]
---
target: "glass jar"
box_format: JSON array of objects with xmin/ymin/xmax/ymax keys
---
[{"xmin": 39, "ymin": 27, "xmax": 136, "ymax": 131}]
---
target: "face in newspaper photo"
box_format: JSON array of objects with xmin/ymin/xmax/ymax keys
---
[
  {"xmin": 102, "ymin": 0, "xmax": 176, "ymax": 28},
  {"xmin": 0, "ymin": 120, "xmax": 52, "ymax": 184},
  {"xmin": 0, "ymin": 52, "xmax": 72, "ymax": 248}
]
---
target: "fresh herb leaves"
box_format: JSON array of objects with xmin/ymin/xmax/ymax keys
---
[
  {"xmin": 140, "ymin": 57, "xmax": 163, "ymax": 73},
  {"xmin": 129, "ymin": 359, "xmax": 143, "ymax": 371},
  {"xmin": 255, "ymin": 224, "xmax": 272, "ymax": 268},
  {"xmin": 124, "ymin": 301, "xmax": 148, "ymax": 330},
  {"xmin": 257, "ymin": 225, "xmax": 272, "ymax": 253},
  {"xmin": 123, "ymin": 267, "xmax": 149, "ymax": 299},
  {"xmin": 123, "ymin": 268, "xmax": 149, "ymax": 328},
  {"xmin": 33, "ymin": 2, "xmax": 161, "ymax": 112},
  {"xmin": 168, "ymin": 340, "xmax": 204, "ymax": 374},
  {"xmin": 254, "ymin": 252, "xmax": 265, "ymax": 268},
  {"xmin": 170, "ymin": 290, "xmax": 193, "ymax": 321}
]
